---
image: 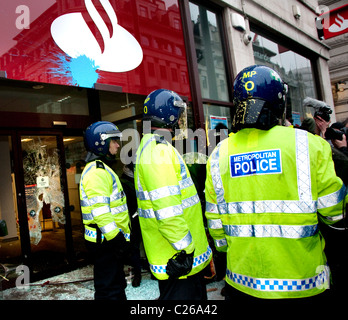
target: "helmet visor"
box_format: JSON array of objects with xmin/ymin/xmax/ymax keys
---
[
  {"xmin": 232, "ymin": 99, "xmax": 266, "ymax": 131},
  {"xmin": 100, "ymin": 130, "xmax": 122, "ymax": 141}
]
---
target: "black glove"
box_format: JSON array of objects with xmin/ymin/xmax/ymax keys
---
[
  {"xmin": 166, "ymin": 250, "xmax": 194, "ymax": 279},
  {"xmin": 106, "ymin": 232, "xmax": 132, "ymax": 260}
]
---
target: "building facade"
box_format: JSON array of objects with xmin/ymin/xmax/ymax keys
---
[
  {"xmin": 318, "ymin": 0, "xmax": 348, "ymax": 122},
  {"xmin": 0, "ymin": 0, "xmax": 334, "ymax": 277}
]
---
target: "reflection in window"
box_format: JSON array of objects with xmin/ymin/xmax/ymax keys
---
[
  {"xmin": 100, "ymin": 92, "xmax": 145, "ymax": 124},
  {"xmin": 251, "ymin": 31, "xmax": 316, "ymax": 126},
  {"xmin": 0, "ymin": 80, "xmax": 89, "ymax": 115},
  {"xmin": 203, "ymin": 104, "xmax": 232, "ymax": 130},
  {"xmin": 189, "ymin": 2, "xmax": 229, "ymax": 102}
]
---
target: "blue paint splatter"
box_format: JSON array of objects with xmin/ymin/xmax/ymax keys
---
[{"xmin": 49, "ymin": 53, "xmax": 100, "ymax": 88}]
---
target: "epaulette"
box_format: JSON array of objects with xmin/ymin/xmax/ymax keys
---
[
  {"xmin": 96, "ymin": 160, "xmax": 105, "ymax": 169},
  {"xmin": 155, "ymin": 135, "xmax": 167, "ymax": 145}
]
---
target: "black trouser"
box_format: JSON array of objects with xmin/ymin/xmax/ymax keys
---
[
  {"xmin": 158, "ymin": 270, "xmax": 207, "ymax": 300},
  {"xmin": 85, "ymin": 239, "xmax": 127, "ymax": 300}
]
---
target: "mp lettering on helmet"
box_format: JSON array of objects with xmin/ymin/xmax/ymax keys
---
[
  {"xmin": 230, "ymin": 149, "xmax": 282, "ymax": 178},
  {"xmin": 242, "ymin": 70, "xmax": 257, "ymax": 79},
  {"xmin": 244, "ymin": 81, "xmax": 254, "ymax": 91}
]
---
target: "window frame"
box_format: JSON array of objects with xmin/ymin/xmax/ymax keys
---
[{"xmin": 180, "ymin": 0, "xmax": 234, "ymax": 130}]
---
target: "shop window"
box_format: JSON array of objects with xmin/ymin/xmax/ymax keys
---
[
  {"xmin": 100, "ymin": 91, "xmax": 145, "ymax": 124},
  {"xmin": 250, "ymin": 30, "xmax": 317, "ymax": 127},
  {"xmin": 189, "ymin": 2, "xmax": 229, "ymax": 102},
  {"xmin": 0, "ymin": 79, "xmax": 89, "ymax": 115}
]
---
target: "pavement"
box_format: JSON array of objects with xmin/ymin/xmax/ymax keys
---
[
  {"xmin": 2, "ymin": 264, "xmax": 347, "ymax": 319},
  {"xmin": 0, "ymin": 264, "xmax": 225, "ymax": 301}
]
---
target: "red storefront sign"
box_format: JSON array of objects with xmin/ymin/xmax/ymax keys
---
[
  {"xmin": 0, "ymin": 0, "xmax": 191, "ymax": 99},
  {"xmin": 316, "ymin": 4, "xmax": 348, "ymax": 40}
]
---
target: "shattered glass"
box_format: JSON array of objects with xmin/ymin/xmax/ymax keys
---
[{"xmin": 22, "ymin": 138, "xmax": 65, "ymax": 245}]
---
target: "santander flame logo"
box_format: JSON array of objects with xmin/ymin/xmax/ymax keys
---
[
  {"xmin": 328, "ymin": 13, "xmax": 348, "ymax": 33},
  {"xmin": 50, "ymin": 0, "xmax": 143, "ymax": 74}
]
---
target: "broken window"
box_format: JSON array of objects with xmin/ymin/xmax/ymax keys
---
[{"xmin": 22, "ymin": 136, "xmax": 65, "ymax": 245}]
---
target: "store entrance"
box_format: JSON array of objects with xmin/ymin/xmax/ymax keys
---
[
  {"xmin": 20, "ymin": 134, "xmax": 70, "ymax": 273},
  {"xmin": 1, "ymin": 132, "xmax": 77, "ymax": 277},
  {"xmin": 0, "ymin": 135, "xmax": 21, "ymax": 264}
]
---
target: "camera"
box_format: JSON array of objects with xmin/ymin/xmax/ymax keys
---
[
  {"xmin": 303, "ymin": 97, "xmax": 332, "ymax": 122},
  {"xmin": 325, "ymin": 127, "xmax": 344, "ymax": 141}
]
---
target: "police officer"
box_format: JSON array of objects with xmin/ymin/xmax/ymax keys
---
[
  {"xmin": 134, "ymin": 89, "xmax": 212, "ymax": 300},
  {"xmin": 80, "ymin": 121, "xmax": 131, "ymax": 300},
  {"xmin": 205, "ymin": 65, "xmax": 347, "ymax": 299}
]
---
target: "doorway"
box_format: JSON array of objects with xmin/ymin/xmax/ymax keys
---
[
  {"xmin": 0, "ymin": 132, "xmax": 81, "ymax": 278},
  {"xmin": 19, "ymin": 133, "xmax": 76, "ymax": 275},
  {"xmin": 0, "ymin": 135, "xmax": 21, "ymax": 264}
]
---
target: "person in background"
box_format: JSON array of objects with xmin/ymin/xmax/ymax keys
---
[{"xmin": 120, "ymin": 154, "xmax": 143, "ymax": 287}]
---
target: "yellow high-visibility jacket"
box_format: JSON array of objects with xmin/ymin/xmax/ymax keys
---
[
  {"xmin": 80, "ymin": 160, "xmax": 130, "ymax": 243},
  {"xmin": 135, "ymin": 133, "xmax": 212, "ymax": 280},
  {"xmin": 205, "ymin": 126, "xmax": 347, "ymax": 299}
]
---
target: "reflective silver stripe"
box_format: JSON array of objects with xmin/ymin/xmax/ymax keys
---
[
  {"xmin": 150, "ymin": 245, "xmax": 212, "ymax": 274},
  {"xmin": 110, "ymin": 191, "xmax": 124, "ymax": 202},
  {"xmin": 80, "ymin": 196, "xmax": 110, "ymax": 208},
  {"xmin": 210, "ymin": 143, "xmax": 227, "ymax": 214},
  {"xmin": 136, "ymin": 136, "xmax": 157, "ymax": 197},
  {"xmin": 155, "ymin": 204, "xmax": 183, "ymax": 220},
  {"xmin": 91, "ymin": 205, "xmax": 110, "ymax": 217},
  {"xmin": 138, "ymin": 208, "xmax": 155, "ymax": 219},
  {"xmin": 318, "ymin": 184, "xmax": 347, "ymax": 209},
  {"xmin": 138, "ymin": 204, "xmax": 185, "ymax": 219},
  {"xmin": 137, "ymin": 185, "xmax": 181, "ymax": 201},
  {"xmin": 137, "ymin": 180, "xmax": 194, "ymax": 201},
  {"xmin": 171, "ymin": 231, "xmax": 192, "ymax": 250},
  {"xmin": 82, "ymin": 213, "xmax": 93, "ymax": 221},
  {"xmin": 225, "ymin": 200, "xmax": 316, "ymax": 214},
  {"xmin": 206, "ymin": 201, "xmax": 219, "ymax": 213},
  {"xmin": 215, "ymin": 238, "xmax": 227, "ymax": 248},
  {"xmin": 179, "ymin": 177, "xmax": 194, "ymax": 189},
  {"xmin": 295, "ymin": 129, "xmax": 312, "ymax": 201},
  {"xmin": 208, "ymin": 219, "xmax": 223, "ymax": 229},
  {"xmin": 136, "ymin": 190, "xmax": 150, "ymax": 201},
  {"xmin": 172, "ymin": 147, "xmax": 188, "ymax": 180},
  {"xmin": 111, "ymin": 204, "xmax": 128, "ymax": 215},
  {"xmin": 80, "ymin": 163, "xmax": 96, "ymax": 206},
  {"xmin": 138, "ymin": 196, "xmax": 198, "ymax": 220},
  {"xmin": 182, "ymin": 194, "xmax": 200, "ymax": 209},
  {"xmin": 223, "ymin": 224, "xmax": 318, "ymax": 239},
  {"xmin": 207, "ymin": 199, "xmax": 316, "ymax": 215},
  {"xmin": 227, "ymin": 267, "xmax": 329, "ymax": 292},
  {"xmin": 100, "ymin": 221, "xmax": 118, "ymax": 234}
]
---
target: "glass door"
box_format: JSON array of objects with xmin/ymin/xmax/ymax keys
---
[
  {"xmin": 20, "ymin": 134, "xmax": 71, "ymax": 273},
  {"xmin": 63, "ymin": 136, "xmax": 88, "ymax": 260},
  {"xmin": 0, "ymin": 135, "xmax": 21, "ymax": 263}
]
